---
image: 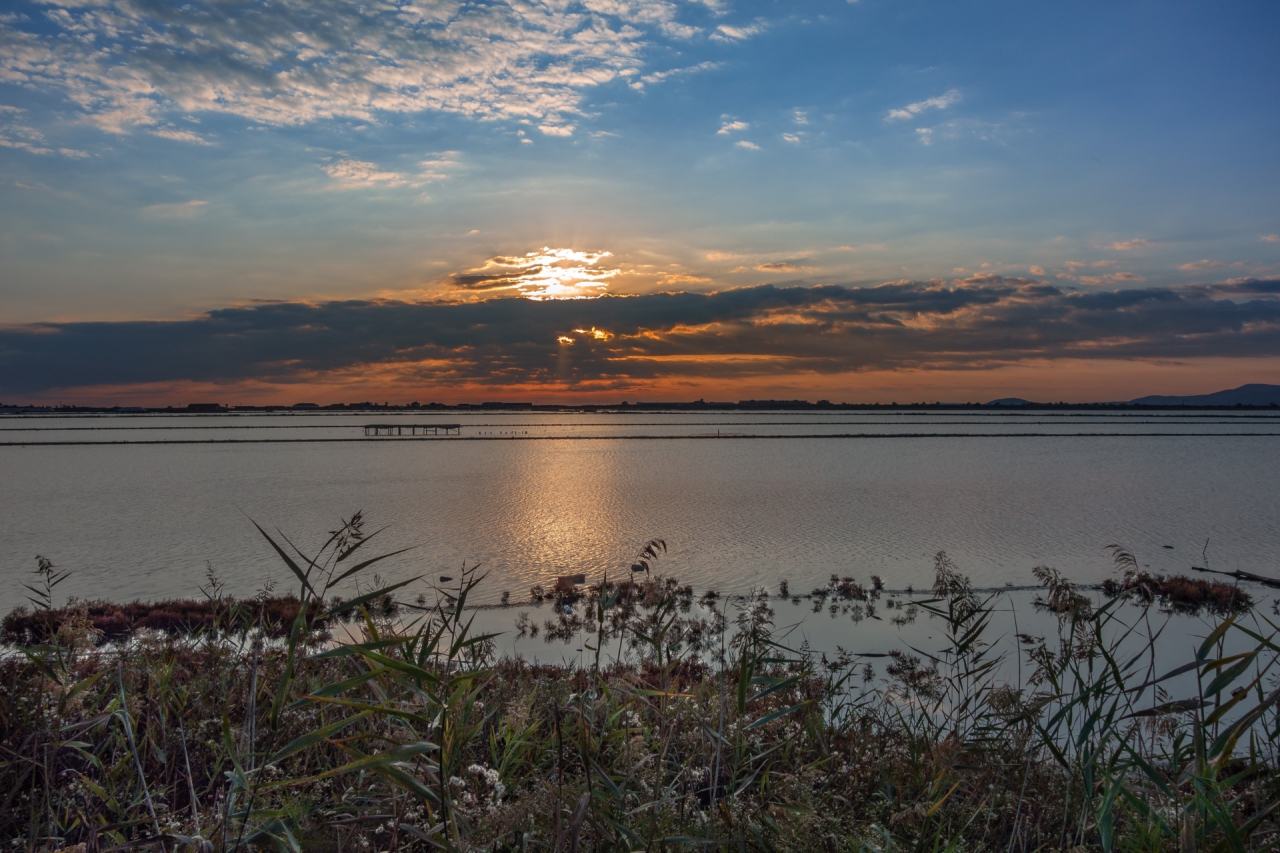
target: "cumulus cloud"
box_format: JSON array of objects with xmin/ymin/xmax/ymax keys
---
[
  {"xmin": 717, "ymin": 120, "xmax": 749, "ymax": 134},
  {"xmin": 7, "ymin": 276, "xmax": 1280, "ymax": 397},
  {"xmin": 734, "ymin": 140, "xmax": 759, "ymax": 150},
  {"xmin": 886, "ymin": 89, "xmax": 960, "ymax": 122},
  {"xmin": 539, "ymin": 123, "xmax": 577, "ymax": 137},
  {"xmin": 1261, "ymin": 235, "xmax": 1280, "ymax": 243},
  {"xmin": 0, "ymin": 0, "xmax": 708, "ymax": 137},
  {"xmin": 1108, "ymin": 239, "xmax": 1152, "ymax": 251}
]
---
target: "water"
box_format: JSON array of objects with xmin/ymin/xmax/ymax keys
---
[{"xmin": 3, "ymin": 410, "xmax": 1280, "ymax": 614}]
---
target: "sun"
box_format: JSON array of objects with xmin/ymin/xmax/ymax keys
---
[{"xmin": 451, "ymin": 247, "xmax": 620, "ymax": 300}]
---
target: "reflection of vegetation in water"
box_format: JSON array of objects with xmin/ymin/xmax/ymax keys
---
[
  {"xmin": 515, "ymin": 558, "xmax": 929, "ymax": 655},
  {"xmin": 3, "ymin": 517, "xmax": 1280, "ymax": 851}
]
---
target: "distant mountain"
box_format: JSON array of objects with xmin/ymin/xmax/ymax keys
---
[
  {"xmin": 986, "ymin": 397, "xmax": 1033, "ymax": 406},
  {"xmin": 1130, "ymin": 384, "xmax": 1280, "ymax": 406}
]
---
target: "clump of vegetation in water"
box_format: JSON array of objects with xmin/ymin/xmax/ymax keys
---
[
  {"xmin": 1, "ymin": 593, "xmax": 326, "ymax": 645},
  {"xmin": 2, "ymin": 519, "xmax": 1280, "ymax": 852},
  {"xmin": 1099, "ymin": 544, "xmax": 1252, "ymax": 615}
]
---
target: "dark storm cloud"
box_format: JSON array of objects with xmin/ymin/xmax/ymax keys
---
[{"xmin": 2, "ymin": 278, "xmax": 1280, "ymax": 394}]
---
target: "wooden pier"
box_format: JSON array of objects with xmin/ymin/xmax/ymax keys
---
[{"xmin": 363, "ymin": 424, "xmax": 461, "ymax": 437}]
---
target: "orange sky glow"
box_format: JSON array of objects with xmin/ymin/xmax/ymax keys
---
[{"xmin": 24, "ymin": 356, "xmax": 1280, "ymax": 408}]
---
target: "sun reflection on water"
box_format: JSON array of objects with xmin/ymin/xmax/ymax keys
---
[{"xmin": 494, "ymin": 441, "xmax": 633, "ymax": 591}]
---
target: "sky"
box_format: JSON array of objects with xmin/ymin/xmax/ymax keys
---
[{"xmin": 1, "ymin": 0, "xmax": 1279, "ymax": 404}]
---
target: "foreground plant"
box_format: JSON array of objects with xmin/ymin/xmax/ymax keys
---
[{"xmin": 2, "ymin": 520, "xmax": 1279, "ymax": 852}]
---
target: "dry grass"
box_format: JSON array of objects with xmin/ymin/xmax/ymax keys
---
[
  {"xmin": 1101, "ymin": 572, "xmax": 1252, "ymax": 615},
  {"xmin": 0, "ymin": 597, "xmax": 323, "ymax": 644},
  {"xmin": 3, "ymin": 523, "xmax": 1279, "ymax": 852}
]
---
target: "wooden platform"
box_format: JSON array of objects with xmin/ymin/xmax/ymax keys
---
[{"xmin": 363, "ymin": 424, "xmax": 461, "ymax": 436}]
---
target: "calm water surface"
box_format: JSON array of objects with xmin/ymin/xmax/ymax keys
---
[{"xmin": 3, "ymin": 411, "xmax": 1279, "ymax": 613}]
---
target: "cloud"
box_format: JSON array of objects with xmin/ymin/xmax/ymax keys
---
[
  {"xmin": 1179, "ymin": 260, "xmax": 1226, "ymax": 272},
  {"xmin": 1108, "ymin": 239, "xmax": 1152, "ymax": 251},
  {"xmin": 538, "ymin": 123, "xmax": 576, "ymax": 137},
  {"xmin": 322, "ymin": 153, "xmax": 459, "ymax": 189},
  {"xmin": 1197, "ymin": 279, "xmax": 1280, "ymax": 297},
  {"xmin": 734, "ymin": 140, "xmax": 759, "ymax": 150},
  {"xmin": 1077, "ymin": 272, "xmax": 1145, "ymax": 286},
  {"xmin": 7, "ymin": 276, "xmax": 1280, "ymax": 397},
  {"xmin": 792, "ymin": 109, "xmax": 808, "ymax": 125},
  {"xmin": 717, "ymin": 120, "xmax": 748, "ymax": 135},
  {"xmin": 581, "ymin": 0, "xmax": 701, "ymax": 39},
  {"xmin": 1262, "ymin": 235, "xmax": 1280, "ymax": 243},
  {"xmin": 446, "ymin": 247, "xmax": 618, "ymax": 300},
  {"xmin": 782, "ymin": 133, "xmax": 801, "ymax": 144},
  {"xmin": 0, "ymin": 0, "xmax": 701, "ymax": 136},
  {"xmin": 417, "ymin": 152, "xmax": 462, "ymax": 183},
  {"xmin": 886, "ymin": 89, "xmax": 960, "ymax": 122},
  {"xmin": 140, "ymin": 200, "xmax": 208, "ymax": 218},
  {"xmin": 152, "ymin": 128, "xmax": 211, "ymax": 145},
  {"xmin": 1029, "ymin": 266, "xmax": 1045, "ymax": 276},
  {"xmin": 711, "ymin": 22, "xmax": 767, "ymax": 42},
  {"xmin": 322, "ymin": 159, "xmax": 410, "ymax": 188},
  {"xmin": 911, "ymin": 117, "xmax": 1017, "ymax": 146},
  {"xmin": 635, "ymin": 61, "xmax": 721, "ymax": 88},
  {"xmin": 756, "ymin": 260, "xmax": 809, "ymax": 272},
  {"xmin": 0, "ymin": 115, "xmax": 55, "ymax": 155}
]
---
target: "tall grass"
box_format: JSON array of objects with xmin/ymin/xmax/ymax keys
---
[{"xmin": 2, "ymin": 518, "xmax": 1279, "ymax": 852}]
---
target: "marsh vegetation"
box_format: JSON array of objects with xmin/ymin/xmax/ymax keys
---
[{"xmin": 2, "ymin": 517, "xmax": 1279, "ymax": 852}]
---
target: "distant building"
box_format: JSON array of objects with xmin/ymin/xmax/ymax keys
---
[
  {"xmin": 185, "ymin": 403, "xmax": 226, "ymax": 413},
  {"xmin": 292, "ymin": 402, "xmax": 320, "ymax": 409}
]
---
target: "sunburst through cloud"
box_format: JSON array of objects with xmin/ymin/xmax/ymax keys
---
[{"xmin": 447, "ymin": 247, "xmax": 619, "ymax": 300}]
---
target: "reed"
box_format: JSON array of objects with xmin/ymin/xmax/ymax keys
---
[{"xmin": 2, "ymin": 517, "xmax": 1278, "ymax": 852}]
